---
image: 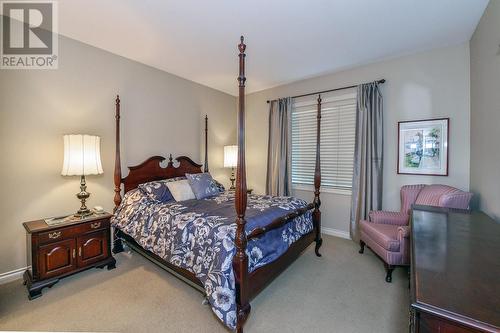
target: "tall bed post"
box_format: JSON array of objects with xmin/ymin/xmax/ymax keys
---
[
  {"xmin": 233, "ymin": 36, "xmax": 250, "ymax": 333},
  {"xmin": 113, "ymin": 94, "xmax": 124, "ymax": 253},
  {"xmin": 114, "ymin": 95, "xmax": 122, "ymax": 210},
  {"xmin": 314, "ymin": 95, "xmax": 323, "ymax": 257},
  {"xmin": 204, "ymin": 115, "xmax": 209, "ymax": 172}
]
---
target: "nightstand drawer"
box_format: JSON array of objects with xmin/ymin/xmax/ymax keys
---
[
  {"xmin": 39, "ymin": 227, "xmax": 76, "ymax": 244},
  {"xmin": 38, "ymin": 219, "xmax": 109, "ymax": 244},
  {"xmin": 81, "ymin": 219, "xmax": 109, "ymax": 233}
]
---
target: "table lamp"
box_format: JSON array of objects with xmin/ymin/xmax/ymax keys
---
[
  {"xmin": 61, "ymin": 134, "xmax": 103, "ymax": 217},
  {"xmin": 223, "ymin": 145, "xmax": 238, "ymax": 190}
]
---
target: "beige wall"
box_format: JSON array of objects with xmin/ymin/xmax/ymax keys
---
[
  {"xmin": 470, "ymin": 0, "xmax": 500, "ymax": 221},
  {"xmin": 0, "ymin": 35, "xmax": 236, "ymax": 274},
  {"xmin": 246, "ymin": 43, "xmax": 471, "ymax": 234}
]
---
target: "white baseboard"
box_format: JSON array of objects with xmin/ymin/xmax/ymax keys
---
[
  {"xmin": 322, "ymin": 227, "xmax": 351, "ymax": 240},
  {"xmin": 0, "ymin": 266, "xmax": 28, "ymax": 285}
]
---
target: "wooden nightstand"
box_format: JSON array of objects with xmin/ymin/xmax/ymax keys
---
[{"xmin": 22, "ymin": 212, "xmax": 116, "ymax": 300}]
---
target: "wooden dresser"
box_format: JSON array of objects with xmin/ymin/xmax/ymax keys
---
[
  {"xmin": 23, "ymin": 213, "xmax": 116, "ymax": 299},
  {"xmin": 410, "ymin": 205, "xmax": 500, "ymax": 333}
]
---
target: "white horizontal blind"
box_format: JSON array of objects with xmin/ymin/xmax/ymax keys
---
[{"xmin": 291, "ymin": 91, "xmax": 357, "ymax": 190}]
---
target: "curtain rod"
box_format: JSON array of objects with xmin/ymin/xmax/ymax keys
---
[{"xmin": 266, "ymin": 79, "xmax": 386, "ymax": 103}]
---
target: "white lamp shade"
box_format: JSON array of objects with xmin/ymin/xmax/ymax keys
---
[
  {"xmin": 61, "ymin": 135, "xmax": 103, "ymax": 176},
  {"xmin": 224, "ymin": 145, "xmax": 238, "ymax": 168}
]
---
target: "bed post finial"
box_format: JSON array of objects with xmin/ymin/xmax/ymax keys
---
[
  {"xmin": 234, "ymin": 35, "xmax": 250, "ymax": 333},
  {"xmin": 168, "ymin": 153, "xmax": 173, "ymax": 166},
  {"xmin": 313, "ymin": 94, "xmax": 323, "ymax": 257},
  {"xmin": 239, "ymin": 36, "xmax": 245, "ymax": 51},
  {"xmin": 204, "ymin": 115, "xmax": 209, "ymax": 173},
  {"xmin": 238, "ymin": 37, "xmax": 246, "ymax": 88},
  {"xmin": 114, "ymin": 95, "xmax": 122, "ymax": 211}
]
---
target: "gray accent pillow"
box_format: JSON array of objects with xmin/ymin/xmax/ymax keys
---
[
  {"xmin": 185, "ymin": 172, "xmax": 222, "ymax": 199},
  {"xmin": 166, "ymin": 179, "xmax": 196, "ymax": 202}
]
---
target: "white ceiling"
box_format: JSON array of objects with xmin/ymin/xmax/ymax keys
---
[{"xmin": 59, "ymin": 0, "xmax": 488, "ymax": 96}]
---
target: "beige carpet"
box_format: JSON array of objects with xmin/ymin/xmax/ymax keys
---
[{"xmin": 0, "ymin": 235, "xmax": 409, "ymax": 332}]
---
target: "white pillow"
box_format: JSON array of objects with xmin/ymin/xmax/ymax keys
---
[{"xmin": 166, "ymin": 179, "xmax": 196, "ymax": 202}]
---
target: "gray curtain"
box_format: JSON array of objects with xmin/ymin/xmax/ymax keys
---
[
  {"xmin": 350, "ymin": 82, "xmax": 384, "ymax": 242},
  {"xmin": 266, "ymin": 97, "xmax": 292, "ymax": 196}
]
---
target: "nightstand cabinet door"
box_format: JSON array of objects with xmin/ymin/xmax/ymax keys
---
[
  {"xmin": 77, "ymin": 230, "xmax": 109, "ymax": 267},
  {"xmin": 39, "ymin": 239, "xmax": 77, "ymax": 279}
]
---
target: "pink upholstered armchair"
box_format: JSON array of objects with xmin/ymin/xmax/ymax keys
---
[{"xmin": 358, "ymin": 184, "xmax": 473, "ymax": 282}]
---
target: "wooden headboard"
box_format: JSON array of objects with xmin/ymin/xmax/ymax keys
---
[
  {"xmin": 113, "ymin": 95, "xmax": 208, "ymax": 209},
  {"xmin": 122, "ymin": 155, "xmax": 203, "ymax": 193}
]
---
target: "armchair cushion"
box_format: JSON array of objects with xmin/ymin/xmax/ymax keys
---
[
  {"xmin": 360, "ymin": 220, "xmax": 400, "ymax": 252},
  {"xmin": 369, "ymin": 211, "xmax": 409, "ymax": 226}
]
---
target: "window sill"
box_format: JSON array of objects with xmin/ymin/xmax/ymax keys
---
[{"xmin": 292, "ymin": 184, "xmax": 352, "ymax": 196}]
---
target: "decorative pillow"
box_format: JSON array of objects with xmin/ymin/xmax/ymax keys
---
[
  {"xmin": 213, "ymin": 179, "xmax": 226, "ymax": 193},
  {"xmin": 166, "ymin": 179, "xmax": 196, "ymax": 202},
  {"xmin": 185, "ymin": 172, "xmax": 222, "ymax": 199},
  {"xmin": 138, "ymin": 177, "xmax": 185, "ymax": 203}
]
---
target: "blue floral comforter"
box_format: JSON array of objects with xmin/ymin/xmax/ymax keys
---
[{"xmin": 111, "ymin": 190, "xmax": 313, "ymax": 330}]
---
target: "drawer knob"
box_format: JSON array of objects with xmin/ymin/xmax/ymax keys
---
[
  {"xmin": 90, "ymin": 221, "xmax": 101, "ymax": 229},
  {"xmin": 48, "ymin": 231, "xmax": 61, "ymax": 239}
]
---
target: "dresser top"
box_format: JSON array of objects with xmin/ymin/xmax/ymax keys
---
[
  {"xmin": 23, "ymin": 212, "xmax": 112, "ymax": 234},
  {"xmin": 411, "ymin": 205, "xmax": 500, "ymax": 331}
]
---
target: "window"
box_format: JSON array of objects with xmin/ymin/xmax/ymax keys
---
[{"xmin": 291, "ymin": 91, "xmax": 357, "ymax": 193}]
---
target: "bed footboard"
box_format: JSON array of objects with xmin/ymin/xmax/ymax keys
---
[
  {"xmin": 248, "ymin": 230, "xmax": 316, "ymax": 298},
  {"xmin": 247, "ymin": 203, "xmax": 315, "ymax": 240}
]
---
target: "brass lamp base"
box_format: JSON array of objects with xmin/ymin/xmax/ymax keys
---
[
  {"xmin": 229, "ymin": 167, "xmax": 236, "ymax": 190},
  {"xmin": 75, "ymin": 175, "xmax": 92, "ymax": 217}
]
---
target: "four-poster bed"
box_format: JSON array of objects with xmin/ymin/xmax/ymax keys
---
[{"xmin": 111, "ymin": 36, "xmax": 323, "ymax": 333}]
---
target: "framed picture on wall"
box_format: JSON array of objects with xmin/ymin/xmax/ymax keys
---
[{"xmin": 398, "ymin": 118, "xmax": 449, "ymax": 176}]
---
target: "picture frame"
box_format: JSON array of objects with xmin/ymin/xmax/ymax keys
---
[{"xmin": 397, "ymin": 118, "xmax": 449, "ymax": 176}]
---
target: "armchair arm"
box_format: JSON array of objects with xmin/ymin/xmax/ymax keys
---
[
  {"xmin": 397, "ymin": 225, "xmax": 411, "ymax": 265},
  {"xmin": 369, "ymin": 211, "xmax": 409, "ymax": 226},
  {"xmin": 397, "ymin": 225, "xmax": 410, "ymax": 239}
]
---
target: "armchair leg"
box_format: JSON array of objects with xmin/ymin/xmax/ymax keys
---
[
  {"xmin": 384, "ymin": 263, "xmax": 394, "ymax": 283},
  {"xmin": 359, "ymin": 240, "xmax": 365, "ymax": 254}
]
